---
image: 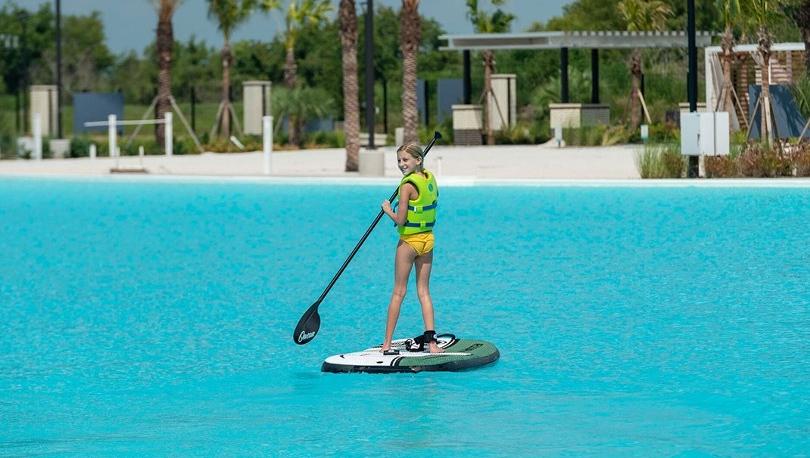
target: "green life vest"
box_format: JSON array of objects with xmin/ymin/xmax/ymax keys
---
[{"xmin": 398, "ymin": 170, "xmax": 438, "ymax": 235}]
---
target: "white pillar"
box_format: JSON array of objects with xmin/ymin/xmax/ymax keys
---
[
  {"xmin": 108, "ymin": 114, "xmax": 117, "ymax": 157},
  {"xmin": 32, "ymin": 112, "xmax": 42, "ymax": 160},
  {"xmin": 164, "ymin": 112, "xmax": 173, "ymax": 156},
  {"xmin": 263, "ymin": 115, "xmax": 273, "ymax": 175},
  {"xmin": 89, "ymin": 144, "xmax": 97, "ymax": 160}
]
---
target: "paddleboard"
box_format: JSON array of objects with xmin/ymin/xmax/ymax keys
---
[{"xmin": 321, "ymin": 334, "xmax": 499, "ymax": 373}]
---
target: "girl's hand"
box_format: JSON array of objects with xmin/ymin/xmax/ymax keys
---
[{"xmin": 381, "ymin": 200, "xmax": 392, "ymax": 213}]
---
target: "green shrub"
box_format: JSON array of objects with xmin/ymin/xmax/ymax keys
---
[
  {"xmin": 204, "ymin": 136, "xmax": 262, "ymax": 152},
  {"xmin": 494, "ymin": 123, "xmax": 534, "ymax": 144},
  {"xmin": 660, "ymin": 144, "xmax": 685, "ymax": 177},
  {"xmin": 636, "ymin": 143, "xmax": 684, "ymax": 178},
  {"xmin": 648, "ymin": 122, "xmax": 679, "ymax": 142},
  {"xmin": 531, "ymin": 122, "xmax": 551, "ymax": 144},
  {"xmin": 122, "ymin": 138, "xmax": 159, "ymax": 155},
  {"xmin": 563, "ymin": 125, "xmax": 607, "ymax": 146},
  {"xmin": 636, "ymin": 147, "xmax": 659, "ymax": 178},
  {"xmin": 70, "ymin": 136, "xmax": 91, "ymax": 157},
  {"xmin": 602, "ymin": 125, "xmax": 634, "ymax": 146},
  {"xmin": 69, "ymin": 136, "xmax": 112, "ymax": 156},
  {"xmin": 0, "ymin": 112, "xmax": 15, "ymax": 158},
  {"xmin": 173, "ymin": 137, "xmax": 202, "ymax": 155},
  {"xmin": 305, "ymin": 130, "xmax": 344, "ymax": 148},
  {"xmin": 0, "ymin": 133, "xmax": 14, "ymax": 159},
  {"xmin": 730, "ymin": 129, "xmax": 748, "ymax": 149},
  {"xmin": 273, "ymin": 130, "xmax": 289, "ymax": 147},
  {"xmin": 332, "ymin": 129, "xmax": 345, "ymax": 148}
]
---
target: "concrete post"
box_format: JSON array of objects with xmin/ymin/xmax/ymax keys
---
[
  {"xmin": 359, "ymin": 149, "xmax": 384, "ymax": 176},
  {"xmin": 32, "ymin": 112, "xmax": 42, "ymax": 160},
  {"xmin": 164, "ymin": 112, "xmax": 173, "ymax": 156},
  {"xmin": 263, "ymin": 116, "xmax": 273, "ymax": 175},
  {"xmin": 108, "ymin": 114, "xmax": 117, "ymax": 157}
]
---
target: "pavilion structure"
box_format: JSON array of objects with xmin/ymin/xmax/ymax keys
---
[{"xmin": 440, "ymin": 31, "xmax": 714, "ymax": 143}]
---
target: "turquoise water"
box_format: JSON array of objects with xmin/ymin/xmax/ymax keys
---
[{"xmin": 1, "ymin": 178, "xmax": 809, "ymax": 456}]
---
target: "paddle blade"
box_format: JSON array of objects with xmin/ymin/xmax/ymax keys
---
[{"xmin": 293, "ymin": 302, "xmax": 321, "ymax": 345}]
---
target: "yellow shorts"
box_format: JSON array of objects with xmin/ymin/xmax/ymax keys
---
[{"xmin": 400, "ymin": 231, "xmax": 434, "ymax": 256}]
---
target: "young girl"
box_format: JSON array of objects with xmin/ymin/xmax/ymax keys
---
[{"xmin": 380, "ymin": 143, "xmax": 443, "ymax": 354}]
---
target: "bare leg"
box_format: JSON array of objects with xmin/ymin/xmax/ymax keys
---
[
  {"xmin": 381, "ymin": 240, "xmax": 416, "ymax": 352},
  {"xmin": 415, "ymin": 250, "xmax": 443, "ymax": 353}
]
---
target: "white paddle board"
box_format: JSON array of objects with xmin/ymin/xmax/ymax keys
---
[{"xmin": 322, "ymin": 334, "xmax": 499, "ymax": 373}]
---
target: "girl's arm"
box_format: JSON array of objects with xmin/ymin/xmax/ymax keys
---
[{"xmin": 382, "ymin": 183, "xmax": 415, "ymax": 226}]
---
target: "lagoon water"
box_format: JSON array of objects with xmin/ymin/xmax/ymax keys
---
[{"xmin": 1, "ymin": 178, "xmax": 809, "ymax": 456}]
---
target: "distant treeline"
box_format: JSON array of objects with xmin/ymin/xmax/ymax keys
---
[{"xmin": 0, "ymin": 0, "xmax": 802, "ymax": 132}]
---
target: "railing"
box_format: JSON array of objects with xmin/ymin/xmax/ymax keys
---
[{"xmin": 84, "ymin": 113, "xmax": 173, "ymax": 157}]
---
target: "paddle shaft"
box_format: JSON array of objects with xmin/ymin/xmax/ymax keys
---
[{"xmin": 312, "ymin": 133, "xmax": 440, "ymax": 306}]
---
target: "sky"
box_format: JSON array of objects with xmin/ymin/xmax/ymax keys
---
[{"xmin": 13, "ymin": 0, "xmax": 572, "ymax": 55}]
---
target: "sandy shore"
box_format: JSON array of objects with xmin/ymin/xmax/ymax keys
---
[{"xmin": 0, "ymin": 143, "xmax": 643, "ymax": 180}]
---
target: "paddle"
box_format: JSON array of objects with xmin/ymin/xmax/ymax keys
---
[{"xmin": 293, "ymin": 131, "xmax": 443, "ymax": 345}]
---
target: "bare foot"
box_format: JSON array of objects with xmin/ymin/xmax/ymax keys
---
[
  {"xmin": 428, "ymin": 342, "xmax": 444, "ymax": 354},
  {"xmin": 380, "ymin": 342, "xmax": 392, "ymax": 353}
]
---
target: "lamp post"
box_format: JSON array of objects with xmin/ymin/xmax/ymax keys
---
[
  {"xmin": 16, "ymin": 10, "xmax": 29, "ymax": 134},
  {"xmin": 56, "ymin": 0, "xmax": 63, "ymax": 139},
  {"xmin": 687, "ymin": 0, "xmax": 698, "ymax": 178}
]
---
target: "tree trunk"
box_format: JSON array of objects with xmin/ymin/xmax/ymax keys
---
[
  {"xmin": 483, "ymin": 50, "xmax": 494, "ymax": 145},
  {"xmin": 284, "ymin": 46, "xmax": 298, "ymax": 89},
  {"xmin": 220, "ymin": 40, "xmax": 232, "ymax": 139},
  {"xmin": 156, "ymin": 5, "xmax": 173, "ymax": 149},
  {"xmin": 400, "ymin": 0, "xmax": 420, "ymax": 145},
  {"xmin": 340, "ymin": 0, "xmax": 360, "ymax": 171},
  {"xmin": 720, "ymin": 26, "xmax": 735, "ymax": 117},
  {"xmin": 284, "ymin": 46, "xmax": 301, "ymax": 146},
  {"xmin": 758, "ymin": 26, "xmax": 772, "ymax": 145},
  {"xmin": 629, "ymin": 49, "xmax": 642, "ymax": 130}
]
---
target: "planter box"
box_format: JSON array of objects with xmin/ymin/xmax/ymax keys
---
[
  {"xmin": 452, "ymin": 104, "xmax": 482, "ymax": 145},
  {"xmin": 549, "ymin": 103, "xmax": 610, "ymax": 129}
]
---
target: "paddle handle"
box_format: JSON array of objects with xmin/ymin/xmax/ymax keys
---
[{"xmin": 312, "ymin": 132, "xmax": 441, "ymax": 306}]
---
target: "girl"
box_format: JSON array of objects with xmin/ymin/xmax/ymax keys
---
[{"xmin": 380, "ymin": 143, "xmax": 443, "ymax": 354}]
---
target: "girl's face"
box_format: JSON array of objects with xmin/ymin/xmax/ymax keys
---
[{"xmin": 397, "ymin": 151, "xmax": 421, "ymax": 175}]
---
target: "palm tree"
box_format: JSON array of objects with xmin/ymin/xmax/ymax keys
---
[
  {"xmin": 716, "ymin": 0, "xmax": 741, "ymax": 124},
  {"xmin": 152, "ymin": 0, "xmax": 183, "ymax": 150},
  {"xmin": 281, "ymin": 0, "xmax": 332, "ymax": 146},
  {"xmin": 272, "ymin": 86, "xmax": 334, "ymax": 136},
  {"xmin": 465, "ymin": 0, "xmax": 514, "ymax": 145},
  {"xmin": 618, "ymin": 0, "xmax": 671, "ymax": 130},
  {"xmin": 742, "ymin": 0, "xmax": 788, "ymax": 145},
  {"xmin": 206, "ymin": 0, "xmax": 255, "ymax": 139},
  {"xmin": 400, "ymin": 0, "xmax": 421, "ymax": 144},
  {"xmin": 339, "ymin": 0, "xmax": 360, "ymax": 171}
]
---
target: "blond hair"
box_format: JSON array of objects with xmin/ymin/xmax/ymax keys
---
[{"xmin": 397, "ymin": 143, "xmax": 425, "ymax": 172}]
